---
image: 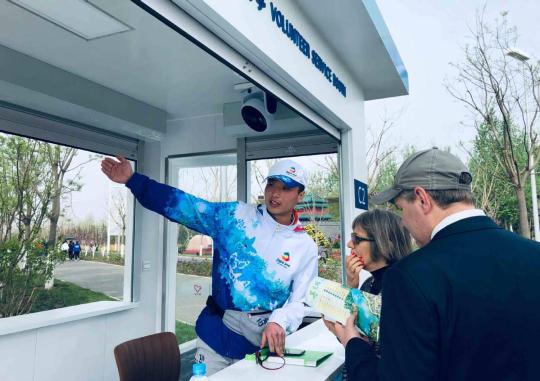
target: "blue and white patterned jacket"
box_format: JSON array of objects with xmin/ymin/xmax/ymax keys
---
[{"xmin": 126, "ymin": 173, "xmax": 318, "ymax": 358}]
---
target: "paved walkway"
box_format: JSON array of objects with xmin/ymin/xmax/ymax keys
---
[
  {"xmin": 54, "ymin": 260, "xmax": 211, "ymax": 324},
  {"xmin": 54, "ymin": 260, "xmax": 124, "ymax": 299},
  {"xmin": 173, "ymin": 272, "xmax": 211, "ymax": 324}
]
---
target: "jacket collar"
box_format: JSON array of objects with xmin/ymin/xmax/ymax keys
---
[
  {"xmin": 258, "ymin": 204, "xmax": 304, "ymax": 232},
  {"xmin": 431, "ymin": 215, "xmax": 502, "ymax": 242},
  {"xmin": 431, "ymin": 209, "xmax": 485, "ymax": 239}
]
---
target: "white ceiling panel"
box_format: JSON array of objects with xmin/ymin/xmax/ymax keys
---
[{"xmin": 0, "ymin": 0, "xmax": 243, "ymax": 120}]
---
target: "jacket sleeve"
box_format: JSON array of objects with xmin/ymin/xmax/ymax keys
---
[
  {"xmin": 345, "ymin": 265, "xmax": 440, "ymax": 380},
  {"xmin": 268, "ymin": 241, "xmax": 318, "ymax": 334},
  {"xmin": 126, "ymin": 172, "xmax": 233, "ymax": 237},
  {"xmin": 345, "ymin": 338, "xmax": 378, "ymax": 379}
]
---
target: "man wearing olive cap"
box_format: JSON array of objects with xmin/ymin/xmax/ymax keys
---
[
  {"xmin": 101, "ymin": 157, "xmax": 317, "ymax": 375},
  {"xmin": 333, "ymin": 148, "xmax": 540, "ymax": 380}
]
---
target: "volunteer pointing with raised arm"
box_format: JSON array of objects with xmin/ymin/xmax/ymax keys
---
[{"xmin": 102, "ymin": 156, "xmax": 317, "ymax": 376}]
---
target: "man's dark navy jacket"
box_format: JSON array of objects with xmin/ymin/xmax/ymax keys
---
[{"xmin": 346, "ymin": 216, "xmax": 540, "ymax": 380}]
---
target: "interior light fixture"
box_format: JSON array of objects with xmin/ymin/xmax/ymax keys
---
[{"xmin": 9, "ymin": 0, "xmax": 132, "ymax": 40}]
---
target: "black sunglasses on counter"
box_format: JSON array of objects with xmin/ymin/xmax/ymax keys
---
[
  {"xmin": 350, "ymin": 232, "xmax": 374, "ymax": 246},
  {"xmin": 255, "ymin": 348, "xmax": 285, "ymax": 370}
]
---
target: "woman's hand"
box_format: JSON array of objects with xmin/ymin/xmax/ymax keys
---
[
  {"xmin": 333, "ymin": 309, "xmax": 361, "ymax": 347},
  {"xmin": 323, "ymin": 316, "xmax": 338, "ymax": 337},
  {"xmin": 101, "ymin": 155, "xmax": 133, "ymax": 184},
  {"xmin": 345, "ymin": 254, "xmax": 364, "ymax": 288}
]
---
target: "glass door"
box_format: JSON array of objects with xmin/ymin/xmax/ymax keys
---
[{"xmin": 164, "ymin": 152, "xmax": 237, "ymax": 344}]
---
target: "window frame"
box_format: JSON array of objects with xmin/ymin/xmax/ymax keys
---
[
  {"xmin": 162, "ymin": 150, "xmax": 237, "ymax": 334},
  {"xmin": 0, "ymin": 102, "xmax": 140, "ymax": 336}
]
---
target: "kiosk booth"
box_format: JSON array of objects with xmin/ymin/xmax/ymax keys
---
[{"xmin": 0, "ymin": 1, "xmax": 407, "ymax": 380}]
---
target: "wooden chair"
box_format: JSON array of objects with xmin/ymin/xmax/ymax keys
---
[{"xmin": 114, "ymin": 332, "xmax": 181, "ymax": 381}]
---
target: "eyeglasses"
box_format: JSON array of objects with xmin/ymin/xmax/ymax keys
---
[
  {"xmin": 255, "ymin": 348, "xmax": 286, "ymax": 370},
  {"xmin": 350, "ymin": 232, "xmax": 374, "ymax": 246}
]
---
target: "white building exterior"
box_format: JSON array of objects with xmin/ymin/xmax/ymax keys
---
[{"xmin": 0, "ymin": 1, "xmax": 407, "ymax": 380}]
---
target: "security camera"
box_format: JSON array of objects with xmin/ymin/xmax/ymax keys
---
[{"xmin": 240, "ymin": 90, "xmax": 277, "ymax": 132}]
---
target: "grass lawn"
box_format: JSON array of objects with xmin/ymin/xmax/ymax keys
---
[
  {"xmin": 31, "ymin": 279, "xmax": 115, "ymax": 313},
  {"xmin": 176, "ymin": 320, "xmax": 197, "ymax": 345},
  {"xmin": 30, "ymin": 279, "xmax": 196, "ymax": 343},
  {"xmin": 79, "ymin": 253, "xmax": 124, "ymax": 266},
  {"xmin": 30, "ymin": 280, "xmax": 195, "ymax": 346}
]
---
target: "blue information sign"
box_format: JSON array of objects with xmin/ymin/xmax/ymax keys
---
[{"xmin": 354, "ymin": 179, "xmax": 368, "ymax": 210}]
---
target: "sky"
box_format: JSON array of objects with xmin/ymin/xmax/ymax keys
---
[
  {"xmin": 64, "ymin": 151, "xmax": 125, "ymax": 232},
  {"xmin": 65, "ymin": 0, "xmax": 540, "ymax": 222},
  {"xmin": 63, "ymin": 152, "xmax": 106, "ymax": 223},
  {"xmin": 365, "ymin": 0, "xmax": 540, "ymax": 160}
]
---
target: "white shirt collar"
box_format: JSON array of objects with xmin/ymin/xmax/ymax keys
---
[{"xmin": 431, "ymin": 209, "xmax": 486, "ymax": 239}]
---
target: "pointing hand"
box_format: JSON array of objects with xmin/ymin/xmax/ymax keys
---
[{"xmin": 101, "ymin": 155, "xmax": 133, "ymax": 184}]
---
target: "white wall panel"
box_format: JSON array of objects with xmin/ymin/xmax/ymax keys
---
[
  {"xmin": 103, "ymin": 309, "xmax": 155, "ymax": 381},
  {"xmin": 165, "ymin": 114, "xmax": 236, "ymax": 157},
  {"xmin": 34, "ymin": 318, "xmax": 106, "ymax": 381},
  {"xmin": 0, "ymin": 330, "xmax": 37, "ymax": 381}
]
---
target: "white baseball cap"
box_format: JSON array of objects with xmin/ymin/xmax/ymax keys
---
[{"xmin": 265, "ymin": 159, "xmax": 307, "ymax": 189}]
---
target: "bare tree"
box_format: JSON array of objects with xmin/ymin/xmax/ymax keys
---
[
  {"xmin": 46, "ymin": 145, "xmax": 79, "ymax": 248},
  {"xmin": 58, "ymin": 218, "xmax": 106, "ymax": 248},
  {"xmin": 197, "ymin": 166, "xmax": 236, "ymax": 202},
  {"xmin": 366, "ymin": 110, "xmax": 402, "ymax": 195},
  {"xmin": 0, "ymin": 136, "xmax": 63, "ymax": 316},
  {"xmin": 109, "ymin": 189, "xmax": 127, "ymax": 255},
  {"xmin": 177, "ymin": 166, "xmax": 237, "ymax": 202},
  {"xmin": 447, "ymin": 10, "xmax": 540, "ymax": 237},
  {"xmin": 250, "ymin": 159, "xmax": 278, "ymax": 203},
  {"xmin": 2, "ymin": 137, "xmax": 55, "ymax": 245},
  {"xmin": 308, "ymin": 157, "xmax": 339, "ymax": 197}
]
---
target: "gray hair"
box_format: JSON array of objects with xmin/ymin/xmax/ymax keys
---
[
  {"xmin": 398, "ymin": 189, "xmax": 475, "ymax": 209},
  {"xmin": 352, "ymin": 209, "xmax": 412, "ymax": 265}
]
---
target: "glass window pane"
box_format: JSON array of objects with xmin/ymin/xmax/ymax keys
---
[
  {"xmin": 168, "ymin": 153, "xmax": 237, "ymax": 344},
  {"xmin": 0, "ymin": 132, "xmax": 134, "ymax": 319}
]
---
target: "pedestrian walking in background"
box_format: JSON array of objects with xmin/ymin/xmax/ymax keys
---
[
  {"xmin": 73, "ymin": 241, "xmax": 81, "ymax": 261},
  {"xmin": 60, "ymin": 240, "xmax": 69, "ymax": 259},
  {"xmin": 68, "ymin": 240, "xmax": 74, "ymax": 261}
]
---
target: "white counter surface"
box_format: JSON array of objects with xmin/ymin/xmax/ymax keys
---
[{"xmin": 209, "ymin": 319, "xmax": 344, "ymax": 380}]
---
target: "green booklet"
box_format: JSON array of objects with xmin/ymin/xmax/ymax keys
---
[{"xmin": 245, "ymin": 348, "xmax": 333, "ymax": 367}]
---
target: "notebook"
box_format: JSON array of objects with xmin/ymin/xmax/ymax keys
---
[{"xmin": 245, "ymin": 348, "xmax": 333, "ymax": 367}]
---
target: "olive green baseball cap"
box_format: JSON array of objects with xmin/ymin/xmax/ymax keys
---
[{"xmin": 371, "ymin": 148, "xmax": 472, "ymax": 204}]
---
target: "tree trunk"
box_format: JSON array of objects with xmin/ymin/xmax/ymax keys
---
[
  {"xmin": 47, "ymin": 172, "xmax": 63, "ymax": 248},
  {"xmin": 23, "ymin": 201, "xmax": 32, "ymax": 242},
  {"xmin": 121, "ymin": 226, "xmax": 126, "ymax": 258},
  {"xmin": 516, "ymin": 185, "xmax": 531, "ymax": 239},
  {"xmin": 47, "ymin": 145, "xmax": 75, "ymax": 248}
]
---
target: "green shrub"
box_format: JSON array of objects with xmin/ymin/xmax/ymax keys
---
[
  {"xmin": 318, "ymin": 256, "xmax": 342, "ymax": 283},
  {"xmin": 0, "ymin": 238, "xmax": 64, "ymax": 317},
  {"xmin": 79, "ymin": 253, "xmax": 124, "ymax": 266},
  {"xmin": 176, "ymin": 259, "xmax": 212, "ymax": 277}
]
